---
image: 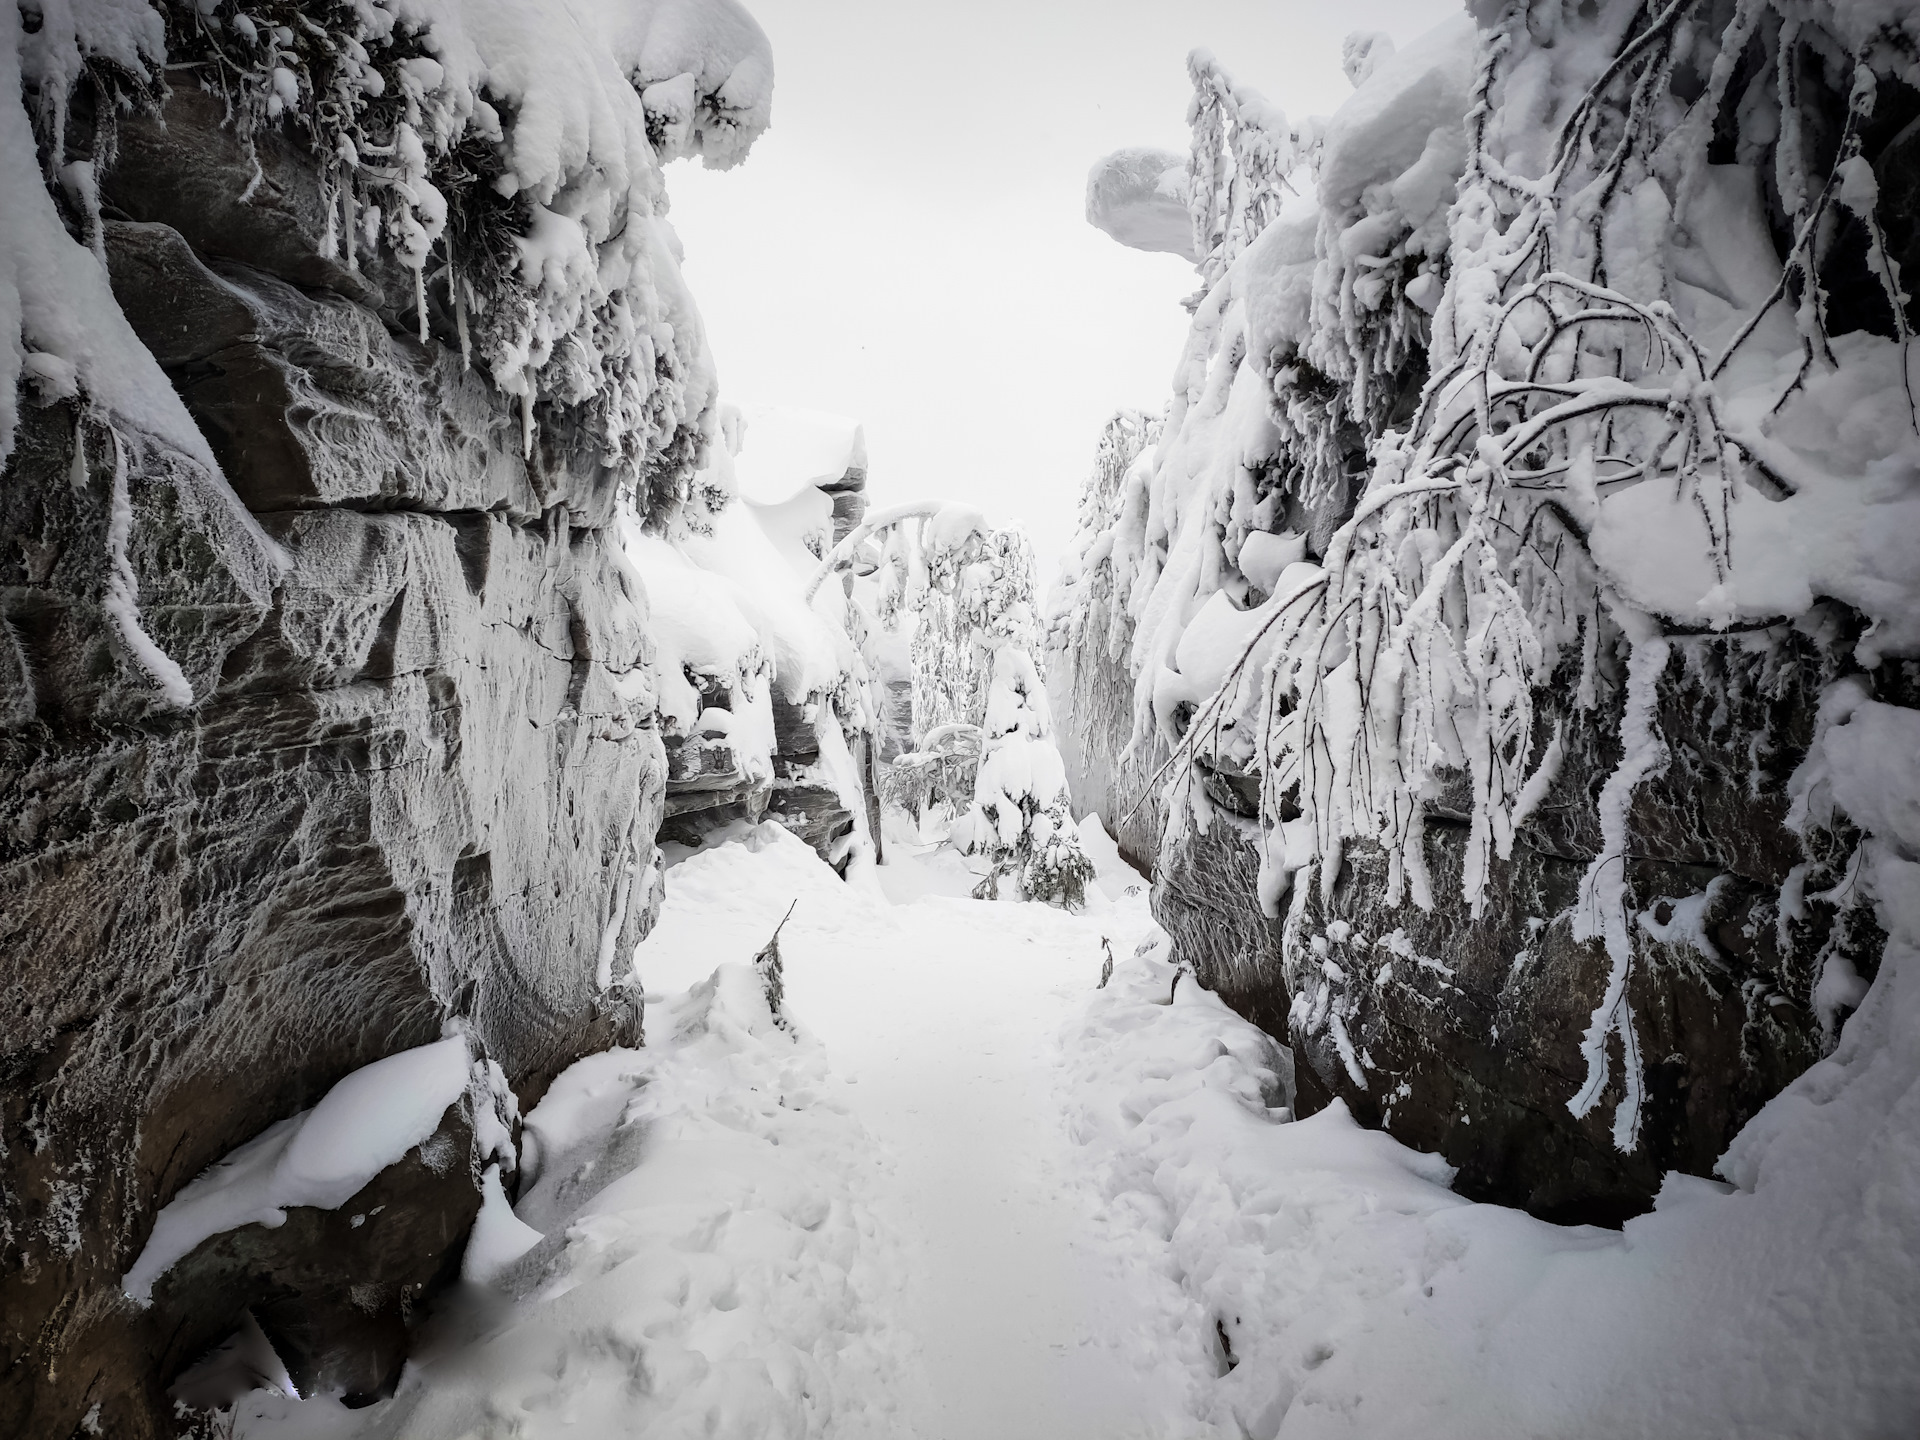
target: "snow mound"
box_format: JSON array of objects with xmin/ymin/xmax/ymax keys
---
[
  {"xmin": 735, "ymin": 405, "xmax": 868, "ymax": 505},
  {"xmin": 1062, "ymin": 941, "xmax": 1920, "ymax": 1436},
  {"xmin": 237, "ymin": 939, "xmax": 918, "ymax": 1439},
  {"xmin": 1074, "ymin": 812, "xmax": 1142, "ymax": 901},
  {"xmin": 637, "ymin": 820, "xmax": 884, "ymax": 995},
  {"xmin": 1316, "ymin": 16, "xmax": 1474, "ymax": 214},
  {"xmin": 1339, "ymin": 30, "xmax": 1394, "ymax": 88}
]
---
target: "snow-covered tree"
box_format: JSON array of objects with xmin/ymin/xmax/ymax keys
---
[
  {"xmin": 950, "ymin": 646, "xmax": 1095, "ymax": 909},
  {"xmin": 911, "ymin": 524, "xmax": 1039, "ymax": 749},
  {"xmin": 809, "ymin": 501, "xmax": 1095, "ymax": 904}
]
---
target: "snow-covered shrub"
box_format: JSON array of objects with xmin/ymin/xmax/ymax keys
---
[
  {"xmin": 951, "ymin": 646, "xmax": 1095, "ymax": 909},
  {"xmin": 879, "ymin": 721, "xmax": 982, "ymax": 825},
  {"xmin": 809, "ymin": 499, "xmax": 1096, "ymax": 903},
  {"xmin": 813, "ymin": 501, "xmax": 1012, "ymax": 821},
  {"xmin": 1060, "ymin": 2, "xmax": 1920, "ymax": 1151}
]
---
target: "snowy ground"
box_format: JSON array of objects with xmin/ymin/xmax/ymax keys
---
[
  {"xmin": 617, "ymin": 824, "xmax": 1214, "ymax": 1440},
  {"xmin": 233, "ymin": 823, "xmax": 1201, "ymax": 1439},
  {"xmin": 233, "ymin": 820, "xmax": 1918, "ymax": 1440}
]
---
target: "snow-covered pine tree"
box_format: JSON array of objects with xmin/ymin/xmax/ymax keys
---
[
  {"xmin": 811, "ymin": 501, "xmax": 1096, "ymax": 903},
  {"xmin": 950, "ymin": 645, "xmax": 1096, "ymax": 909}
]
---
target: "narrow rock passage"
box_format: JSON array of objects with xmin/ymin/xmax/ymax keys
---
[
  {"xmin": 640, "ymin": 828, "xmax": 1204, "ymax": 1440},
  {"xmin": 234, "ymin": 825, "xmax": 1219, "ymax": 1440}
]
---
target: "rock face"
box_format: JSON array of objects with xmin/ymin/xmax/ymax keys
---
[
  {"xmin": 1062, "ymin": 441, "xmax": 1882, "ymax": 1224},
  {"xmin": 149, "ymin": 1098, "xmax": 487, "ymax": 1410},
  {"xmin": 1054, "ymin": 10, "xmax": 1917, "ymax": 1227},
  {"xmin": 1, "ymin": 89, "xmax": 667, "ymax": 1437},
  {"xmin": 1283, "ymin": 628, "xmax": 1885, "ymax": 1224},
  {"xmin": 1062, "ymin": 474, "xmax": 1886, "ymax": 1225},
  {"xmin": 658, "ymin": 693, "xmax": 857, "ymax": 865},
  {"xmin": 1047, "ymin": 412, "xmax": 1165, "ymax": 876}
]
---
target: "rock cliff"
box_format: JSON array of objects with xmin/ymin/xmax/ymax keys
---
[
  {"xmin": 1053, "ymin": 3, "xmax": 1920, "ymax": 1223},
  {"xmin": 1, "ymin": 1, "xmax": 770, "ymax": 1432}
]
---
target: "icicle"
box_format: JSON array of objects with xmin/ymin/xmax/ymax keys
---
[
  {"xmin": 100, "ymin": 428, "xmax": 195, "ymax": 709},
  {"xmin": 455, "ymin": 276, "xmax": 472, "ymax": 371}
]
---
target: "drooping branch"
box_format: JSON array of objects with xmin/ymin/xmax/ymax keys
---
[{"xmin": 802, "ymin": 502, "xmax": 984, "ymax": 602}]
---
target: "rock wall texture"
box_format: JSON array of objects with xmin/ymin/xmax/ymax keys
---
[
  {"xmin": 1052, "ymin": 2, "xmax": 1920, "ymax": 1227},
  {"xmin": 1283, "ymin": 624, "xmax": 1894, "ymax": 1224},
  {"xmin": 2, "ymin": 83, "xmax": 670, "ymax": 1439}
]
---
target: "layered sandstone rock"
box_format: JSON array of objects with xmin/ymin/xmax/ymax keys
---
[{"xmin": 2, "ymin": 85, "xmax": 668, "ymax": 1438}]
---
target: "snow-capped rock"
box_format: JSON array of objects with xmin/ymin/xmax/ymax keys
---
[
  {"xmin": 0, "ymin": 0, "xmax": 772, "ymax": 1431},
  {"xmin": 1051, "ymin": 0, "xmax": 1920, "ymax": 1223},
  {"xmin": 1084, "ymin": 147, "xmax": 1195, "ymax": 262}
]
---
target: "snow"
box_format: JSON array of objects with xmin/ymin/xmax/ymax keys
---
[
  {"xmin": 1814, "ymin": 698, "xmax": 1920, "ymax": 855},
  {"xmin": 621, "ymin": 450, "xmax": 860, "ymax": 767},
  {"xmin": 1085, "ymin": 147, "xmax": 1196, "ymax": 262},
  {"xmin": 1315, "ymin": 16, "xmax": 1475, "ymax": 216},
  {"xmin": 460, "ymin": 1164, "xmax": 544, "ymax": 1285},
  {"xmin": 1339, "ymin": 31, "xmax": 1395, "ymax": 89},
  {"xmin": 124, "ymin": 1037, "xmax": 477, "ymax": 1304},
  {"xmin": 226, "ymin": 824, "xmax": 1920, "ymax": 1437},
  {"xmin": 1075, "ymin": 812, "xmax": 1144, "ymax": 902},
  {"xmin": 1235, "ymin": 529, "xmax": 1305, "ymax": 594},
  {"xmin": 733, "ymin": 404, "xmax": 867, "ymax": 505},
  {"xmin": 239, "ymin": 949, "xmax": 919, "ymax": 1439}
]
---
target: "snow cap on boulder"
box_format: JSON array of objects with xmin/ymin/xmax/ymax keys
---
[{"xmin": 1085, "ymin": 147, "xmax": 1196, "ymax": 262}]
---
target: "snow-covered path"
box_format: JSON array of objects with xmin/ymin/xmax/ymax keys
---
[
  {"xmin": 234, "ymin": 822, "xmax": 1920, "ymax": 1440},
  {"xmin": 643, "ymin": 829, "xmax": 1203, "ymax": 1440},
  {"xmin": 796, "ymin": 867, "xmax": 1190, "ymax": 1439}
]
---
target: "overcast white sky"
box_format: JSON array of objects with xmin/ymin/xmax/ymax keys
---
[{"xmin": 668, "ymin": 0, "xmax": 1462, "ymax": 573}]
